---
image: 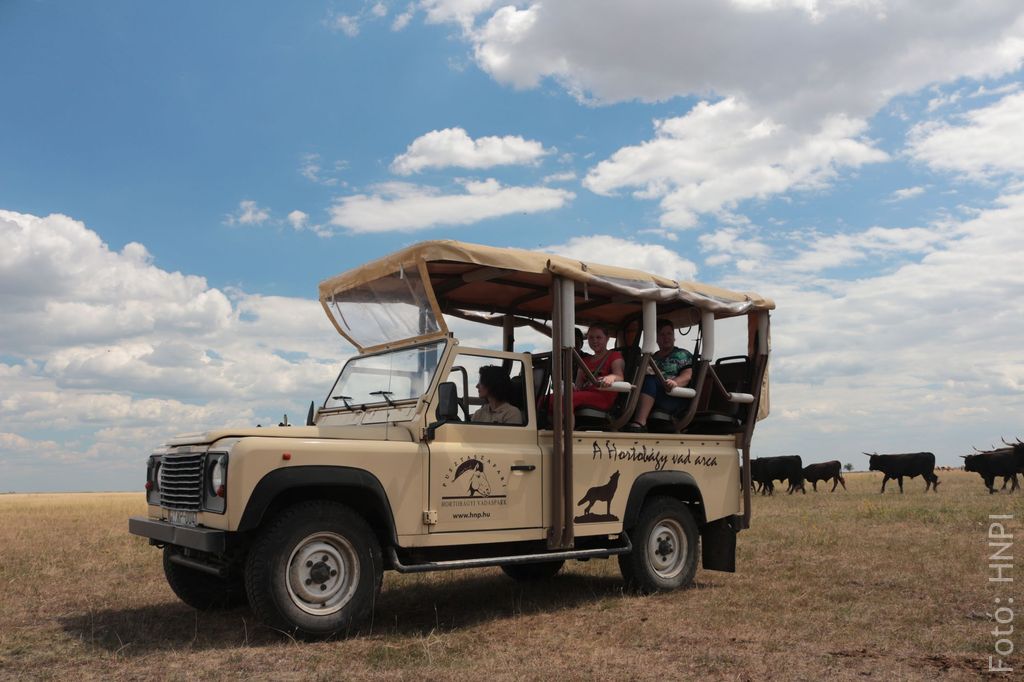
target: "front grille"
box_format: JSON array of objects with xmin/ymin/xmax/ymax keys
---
[{"xmin": 159, "ymin": 452, "xmax": 203, "ymax": 510}]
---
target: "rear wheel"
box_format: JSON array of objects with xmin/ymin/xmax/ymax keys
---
[
  {"xmin": 500, "ymin": 560, "xmax": 564, "ymax": 582},
  {"xmin": 162, "ymin": 546, "xmax": 246, "ymax": 610},
  {"xmin": 618, "ymin": 496, "xmax": 699, "ymax": 594},
  {"xmin": 244, "ymin": 501, "xmax": 382, "ymax": 638}
]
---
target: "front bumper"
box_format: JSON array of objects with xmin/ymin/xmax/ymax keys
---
[{"xmin": 128, "ymin": 516, "xmax": 226, "ymax": 553}]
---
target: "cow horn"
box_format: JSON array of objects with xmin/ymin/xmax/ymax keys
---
[
  {"xmin": 1002, "ymin": 437, "xmax": 1012, "ymax": 446},
  {"xmin": 959, "ymin": 455, "xmax": 968, "ymax": 459}
]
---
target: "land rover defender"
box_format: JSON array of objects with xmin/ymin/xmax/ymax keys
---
[{"xmin": 129, "ymin": 240, "xmax": 774, "ymax": 637}]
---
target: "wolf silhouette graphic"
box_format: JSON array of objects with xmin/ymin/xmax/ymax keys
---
[{"xmin": 574, "ymin": 471, "xmax": 620, "ymax": 522}]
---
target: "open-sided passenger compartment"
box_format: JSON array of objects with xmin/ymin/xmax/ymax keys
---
[{"xmin": 317, "ymin": 240, "xmax": 774, "ymax": 540}]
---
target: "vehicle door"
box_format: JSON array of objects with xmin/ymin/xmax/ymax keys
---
[{"xmin": 427, "ymin": 350, "xmax": 543, "ymax": 533}]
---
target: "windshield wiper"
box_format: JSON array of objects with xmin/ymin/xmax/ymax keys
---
[
  {"xmin": 369, "ymin": 390, "xmax": 396, "ymax": 407},
  {"xmin": 331, "ymin": 395, "xmax": 354, "ymax": 410}
]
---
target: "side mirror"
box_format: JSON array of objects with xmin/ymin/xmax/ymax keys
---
[
  {"xmin": 436, "ymin": 382, "xmax": 459, "ymax": 421},
  {"xmin": 425, "ymin": 382, "xmax": 460, "ymax": 441}
]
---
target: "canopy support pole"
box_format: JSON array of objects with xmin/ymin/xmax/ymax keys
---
[
  {"xmin": 547, "ymin": 277, "xmax": 575, "ymax": 550},
  {"xmin": 548, "ymin": 279, "xmax": 566, "ymax": 550},
  {"xmin": 559, "ymin": 278, "xmax": 576, "ymax": 549},
  {"xmin": 738, "ymin": 311, "xmax": 770, "ymax": 530},
  {"xmin": 641, "ymin": 301, "xmax": 658, "ymax": 354},
  {"xmin": 502, "ymin": 314, "xmax": 515, "ymax": 352}
]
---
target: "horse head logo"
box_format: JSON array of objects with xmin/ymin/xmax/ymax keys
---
[{"xmin": 453, "ymin": 458, "xmax": 491, "ymax": 497}]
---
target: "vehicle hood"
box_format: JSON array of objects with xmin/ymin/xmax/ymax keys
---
[{"xmin": 165, "ymin": 424, "xmax": 414, "ymax": 447}]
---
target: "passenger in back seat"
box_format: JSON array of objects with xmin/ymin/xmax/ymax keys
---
[
  {"xmin": 575, "ymin": 328, "xmax": 590, "ymax": 358},
  {"xmin": 625, "ymin": 319, "xmax": 693, "ymax": 433},
  {"xmin": 541, "ymin": 324, "xmax": 625, "ymax": 414},
  {"xmin": 572, "ymin": 324, "xmax": 625, "ymax": 412},
  {"xmin": 614, "ymin": 318, "xmax": 641, "ymax": 384}
]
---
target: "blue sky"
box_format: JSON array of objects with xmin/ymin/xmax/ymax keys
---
[{"xmin": 2, "ymin": 1, "xmax": 1024, "ymax": 491}]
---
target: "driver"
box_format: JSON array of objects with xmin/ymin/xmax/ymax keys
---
[{"xmin": 472, "ymin": 365, "xmax": 523, "ymax": 425}]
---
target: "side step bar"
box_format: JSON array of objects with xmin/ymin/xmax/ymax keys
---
[{"xmin": 386, "ymin": 533, "xmax": 632, "ymax": 574}]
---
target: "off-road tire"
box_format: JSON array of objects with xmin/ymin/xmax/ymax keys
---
[
  {"xmin": 618, "ymin": 496, "xmax": 699, "ymax": 594},
  {"xmin": 162, "ymin": 546, "xmax": 246, "ymax": 610},
  {"xmin": 500, "ymin": 560, "xmax": 565, "ymax": 582},
  {"xmin": 244, "ymin": 500, "xmax": 382, "ymax": 639}
]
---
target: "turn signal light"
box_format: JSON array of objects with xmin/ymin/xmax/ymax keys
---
[
  {"xmin": 282, "ymin": 452, "xmax": 292, "ymax": 461},
  {"xmin": 216, "ymin": 484, "xmax": 226, "ymax": 497},
  {"xmin": 145, "ymin": 481, "xmax": 153, "ymax": 491}
]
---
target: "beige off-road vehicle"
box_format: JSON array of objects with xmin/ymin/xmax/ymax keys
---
[{"xmin": 129, "ymin": 240, "xmax": 773, "ymax": 637}]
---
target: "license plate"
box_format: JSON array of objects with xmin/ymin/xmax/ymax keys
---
[{"xmin": 167, "ymin": 510, "xmax": 198, "ymax": 527}]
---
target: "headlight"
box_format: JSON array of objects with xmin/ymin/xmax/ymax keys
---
[
  {"xmin": 211, "ymin": 457, "xmax": 226, "ymax": 491},
  {"xmin": 203, "ymin": 452, "xmax": 228, "ymax": 514},
  {"xmin": 146, "ymin": 455, "xmax": 162, "ymax": 504}
]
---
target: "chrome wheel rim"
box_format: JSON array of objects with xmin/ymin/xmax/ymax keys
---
[
  {"xmin": 647, "ymin": 518, "xmax": 686, "ymax": 580},
  {"xmin": 286, "ymin": 532, "xmax": 360, "ymax": 616}
]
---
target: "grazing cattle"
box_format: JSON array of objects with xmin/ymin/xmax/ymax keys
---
[
  {"xmin": 864, "ymin": 452, "xmax": 939, "ymax": 493},
  {"xmin": 750, "ymin": 456, "xmax": 804, "ymax": 496},
  {"xmin": 802, "ymin": 460, "xmax": 847, "ymax": 492},
  {"xmin": 963, "ymin": 442, "xmax": 1024, "ymax": 494}
]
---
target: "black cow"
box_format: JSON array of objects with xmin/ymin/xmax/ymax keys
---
[
  {"xmin": 802, "ymin": 460, "xmax": 847, "ymax": 492},
  {"xmin": 750, "ymin": 456, "xmax": 804, "ymax": 496},
  {"xmin": 865, "ymin": 452, "xmax": 939, "ymax": 493},
  {"xmin": 963, "ymin": 445, "xmax": 1024, "ymax": 494}
]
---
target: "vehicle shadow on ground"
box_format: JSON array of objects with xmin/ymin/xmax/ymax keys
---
[{"xmin": 59, "ymin": 569, "xmax": 716, "ymax": 655}]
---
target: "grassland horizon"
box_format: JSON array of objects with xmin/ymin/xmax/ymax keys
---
[{"xmin": 0, "ymin": 471, "xmax": 1016, "ymax": 680}]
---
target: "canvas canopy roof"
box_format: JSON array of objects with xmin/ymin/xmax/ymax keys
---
[{"xmin": 320, "ymin": 239, "xmax": 772, "ymax": 325}]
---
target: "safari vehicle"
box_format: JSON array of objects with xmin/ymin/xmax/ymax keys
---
[{"xmin": 129, "ymin": 240, "xmax": 774, "ymax": 637}]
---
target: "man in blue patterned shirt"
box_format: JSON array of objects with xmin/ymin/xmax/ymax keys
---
[{"xmin": 626, "ymin": 319, "xmax": 693, "ymax": 432}]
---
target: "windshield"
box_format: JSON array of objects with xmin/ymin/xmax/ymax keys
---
[
  {"xmin": 325, "ymin": 340, "xmax": 446, "ymax": 409},
  {"xmin": 325, "ymin": 267, "xmax": 442, "ymax": 349}
]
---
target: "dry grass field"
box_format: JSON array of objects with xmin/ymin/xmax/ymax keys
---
[{"xmin": 0, "ymin": 471, "xmax": 1017, "ymax": 680}]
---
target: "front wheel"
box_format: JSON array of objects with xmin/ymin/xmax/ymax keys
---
[
  {"xmin": 618, "ymin": 496, "xmax": 699, "ymax": 594},
  {"xmin": 244, "ymin": 501, "xmax": 382, "ymax": 638}
]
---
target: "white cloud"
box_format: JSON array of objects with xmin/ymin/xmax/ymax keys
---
[
  {"xmin": 888, "ymin": 186, "xmax": 926, "ymax": 202},
  {"xmin": 449, "ymin": 1, "xmax": 1024, "ymax": 124},
  {"xmin": 925, "ymin": 89, "xmax": 962, "ymax": 113},
  {"xmin": 544, "ymin": 235, "xmax": 698, "ymax": 282},
  {"xmin": 969, "ymin": 82, "xmax": 1021, "ymax": 99},
  {"xmin": 420, "ymin": 1, "xmax": 1023, "ymax": 225},
  {"xmin": 330, "ymin": 14, "xmax": 360, "ymax": 37},
  {"xmin": 392, "ymin": 5, "xmax": 415, "ymax": 30},
  {"xmin": 583, "ymin": 98, "xmax": 888, "ymax": 228},
  {"xmin": 782, "ymin": 224, "xmax": 949, "ymax": 272},
  {"xmin": 907, "ymin": 91, "xmax": 1024, "ymax": 178},
  {"xmin": 299, "ymin": 152, "xmax": 345, "ymax": 186},
  {"xmin": 371, "ymin": 2, "xmax": 388, "ymax": 18},
  {"xmin": 542, "ymin": 171, "xmax": 576, "ymax": 183},
  {"xmin": 328, "ymin": 178, "xmax": 574, "ymax": 233},
  {"xmin": 224, "ymin": 200, "xmax": 270, "ymax": 226},
  {"xmin": 698, "ymin": 228, "xmax": 772, "ymax": 268},
  {"xmin": 0, "ymin": 210, "xmax": 349, "ymax": 489},
  {"xmin": 286, "ymin": 209, "xmax": 334, "ymax": 239},
  {"xmin": 636, "ymin": 228, "xmax": 678, "ymax": 242},
  {"xmin": 0, "ymin": 211, "xmax": 233, "ymax": 353},
  {"xmin": 421, "ymin": 0, "xmax": 496, "ymax": 30},
  {"xmin": 391, "ymin": 127, "xmax": 550, "ymax": 174},
  {"xmin": 287, "ymin": 210, "xmax": 309, "ymax": 230},
  {"xmin": 713, "ymin": 193, "xmax": 1024, "ymax": 459}
]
